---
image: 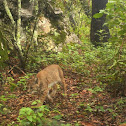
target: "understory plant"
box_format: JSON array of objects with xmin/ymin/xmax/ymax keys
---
[
  {"xmin": 93, "ymin": 0, "xmax": 126, "ymax": 96},
  {"xmin": 17, "ymin": 105, "xmax": 49, "ymax": 126}
]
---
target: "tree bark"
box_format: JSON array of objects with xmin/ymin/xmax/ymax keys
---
[
  {"xmin": 3, "ymin": 0, "xmax": 15, "ymax": 26},
  {"xmin": 3, "ymin": 0, "xmax": 25, "ymax": 70},
  {"xmin": 3, "ymin": 0, "xmax": 16, "ymax": 39},
  {"xmin": 17, "ymin": 0, "xmax": 21, "ymax": 49},
  {"xmin": 90, "ymin": 0, "xmax": 110, "ymax": 46}
]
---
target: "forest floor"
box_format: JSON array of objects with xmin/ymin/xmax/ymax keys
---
[{"xmin": 0, "ymin": 66, "xmax": 126, "ymax": 126}]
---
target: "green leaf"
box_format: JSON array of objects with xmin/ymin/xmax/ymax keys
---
[
  {"xmin": 118, "ymin": 30, "xmax": 126, "ymax": 35},
  {"xmin": 108, "ymin": 0, "xmax": 116, "ymax": 3},
  {"xmin": 27, "ymin": 116, "xmax": 33, "ymax": 122},
  {"xmin": 38, "ymin": 112, "xmax": 43, "ymax": 117},
  {"xmin": 88, "ymin": 88, "xmax": 95, "ymax": 93},
  {"xmin": 31, "ymin": 100, "xmax": 41, "ymax": 105},
  {"xmin": 93, "ymin": 13, "xmax": 103, "ymax": 18},
  {"xmin": 20, "ymin": 79, "xmax": 26, "ymax": 82},
  {"xmin": 94, "ymin": 86, "xmax": 103, "ymax": 92},
  {"xmin": 108, "ymin": 60, "xmax": 117, "ymax": 69},
  {"xmin": 99, "ymin": 10, "xmax": 105, "ymax": 13},
  {"xmin": 53, "ymin": 115, "xmax": 62, "ymax": 120},
  {"xmin": 54, "ymin": 31, "xmax": 60, "ymax": 37},
  {"xmin": 0, "ymin": 95, "xmax": 8, "ymax": 101},
  {"xmin": 31, "ymin": 101, "xmax": 38, "ymax": 105},
  {"xmin": 85, "ymin": 105, "xmax": 93, "ymax": 112},
  {"xmin": 96, "ymin": 106, "xmax": 105, "ymax": 112},
  {"xmin": 107, "ymin": 108, "xmax": 113, "ymax": 112}
]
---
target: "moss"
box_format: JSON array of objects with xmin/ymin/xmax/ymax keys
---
[{"xmin": 51, "ymin": 30, "xmax": 66, "ymax": 45}]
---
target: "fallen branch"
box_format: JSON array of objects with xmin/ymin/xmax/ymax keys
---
[{"xmin": 5, "ymin": 61, "xmax": 26, "ymax": 76}]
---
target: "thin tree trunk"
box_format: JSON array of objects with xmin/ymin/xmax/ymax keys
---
[
  {"xmin": 16, "ymin": 0, "xmax": 25, "ymax": 70},
  {"xmin": 17, "ymin": 0, "xmax": 21, "ymax": 49},
  {"xmin": 3, "ymin": 0, "xmax": 16, "ymax": 39},
  {"xmin": 3, "ymin": 0, "xmax": 15, "ymax": 26},
  {"xmin": 3, "ymin": 0, "xmax": 25, "ymax": 70},
  {"xmin": 33, "ymin": 0, "xmax": 39, "ymax": 47}
]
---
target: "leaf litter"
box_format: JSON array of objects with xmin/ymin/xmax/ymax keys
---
[{"xmin": 0, "ymin": 69, "xmax": 126, "ymax": 126}]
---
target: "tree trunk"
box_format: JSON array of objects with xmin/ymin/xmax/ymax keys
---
[
  {"xmin": 3, "ymin": 0, "xmax": 15, "ymax": 26},
  {"xmin": 3, "ymin": 0, "xmax": 25, "ymax": 70},
  {"xmin": 90, "ymin": 0, "xmax": 110, "ymax": 46},
  {"xmin": 17, "ymin": 0, "xmax": 21, "ymax": 49}
]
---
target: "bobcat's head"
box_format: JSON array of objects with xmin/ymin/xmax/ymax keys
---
[{"xmin": 28, "ymin": 75, "xmax": 39, "ymax": 94}]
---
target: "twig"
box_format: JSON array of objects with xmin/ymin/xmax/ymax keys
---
[
  {"xmin": 5, "ymin": 61, "xmax": 26, "ymax": 75},
  {"xmin": 8, "ymin": 65, "xmax": 15, "ymax": 74},
  {"xmin": 14, "ymin": 65, "xmax": 26, "ymax": 75}
]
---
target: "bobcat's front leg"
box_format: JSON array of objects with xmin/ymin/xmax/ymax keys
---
[{"xmin": 36, "ymin": 88, "xmax": 48, "ymax": 107}]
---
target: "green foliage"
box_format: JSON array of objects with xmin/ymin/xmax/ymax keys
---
[
  {"xmin": 53, "ymin": 0, "xmax": 91, "ymax": 41},
  {"xmin": 91, "ymin": 0, "xmax": 126, "ymax": 96},
  {"xmin": 53, "ymin": 115, "xmax": 62, "ymax": 120},
  {"xmin": 93, "ymin": 12, "xmax": 104, "ymax": 19},
  {"xmin": 85, "ymin": 104, "xmax": 93, "ymax": 112},
  {"xmin": 17, "ymin": 105, "xmax": 49, "ymax": 126},
  {"xmin": 94, "ymin": 44, "xmax": 126, "ymax": 96},
  {"xmin": 51, "ymin": 30, "xmax": 67, "ymax": 45},
  {"xmin": 0, "ymin": 95, "xmax": 8, "ymax": 102},
  {"xmin": 95, "ymin": 106, "xmax": 105, "ymax": 112},
  {"xmin": 106, "ymin": 97, "xmax": 126, "ymax": 117},
  {"xmin": 71, "ymin": 93, "xmax": 79, "ymax": 98},
  {"xmin": 0, "ymin": 95, "xmax": 11, "ymax": 115},
  {"xmin": 105, "ymin": 0, "xmax": 126, "ymax": 41},
  {"xmin": 73, "ymin": 12, "xmax": 90, "ymax": 40},
  {"xmin": 17, "ymin": 104, "xmax": 71, "ymax": 126},
  {"xmin": 0, "ymin": 31, "xmax": 8, "ymax": 69},
  {"xmin": 7, "ymin": 77, "xmax": 17, "ymax": 91},
  {"xmin": 94, "ymin": 0, "xmax": 126, "ymax": 42},
  {"xmin": 17, "ymin": 73, "xmax": 33, "ymax": 91},
  {"xmin": 96, "ymin": 1, "xmax": 126, "ymax": 96},
  {"xmin": 46, "ymin": 43, "xmax": 94, "ymax": 75},
  {"xmin": 29, "ymin": 42, "xmax": 90, "ymax": 75},
  {"xmin": 84, "ymin": 93, "xmax": 126, "ymax": 119},
  {"xmin": 0, "ymin": 95, "xmax": 8, "ymax": 115},
  {"xmin": 0, "ymin": 103, "xmax": 4, "ymax": 114},
  {"xmin": 31, "ymin": 100, "xmax": 41, "ymax": 106},
  {"xmin": 88, "ymin": 86, "xmax": 103, "ymax": 94},
  {"xmin": 6, "ymin": 73, "xmax": 34, "ymax": 91}
]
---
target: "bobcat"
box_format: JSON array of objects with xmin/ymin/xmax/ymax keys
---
[{"xmin": 30, "ymin": 64, "xmax": 67, "ymax": 106}]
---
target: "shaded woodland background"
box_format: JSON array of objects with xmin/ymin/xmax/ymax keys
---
[{"xmin": 0, "ymin": 0, "xmax": 126, "ymax": 126}]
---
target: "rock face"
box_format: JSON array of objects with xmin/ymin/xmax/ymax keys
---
[
  {"xmin": 38, "ymin": 17, "xmax": 51, "ymax": 35},
  {"xmin": 0, "ymin": 0, "xmax": 81, "ymax": 51},
  {"xmin": 65, "ymin": 33, "xmax": 81, "ymax": 44}
]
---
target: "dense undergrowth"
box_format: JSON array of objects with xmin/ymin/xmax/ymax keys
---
[{"xmin": 0, "ymin": 34, "xmax": 126, "ymax": 125}]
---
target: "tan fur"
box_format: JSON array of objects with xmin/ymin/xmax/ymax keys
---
[{"xmin": 32, "ymin": 64, "xmax": 66, "ymax": 106}]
